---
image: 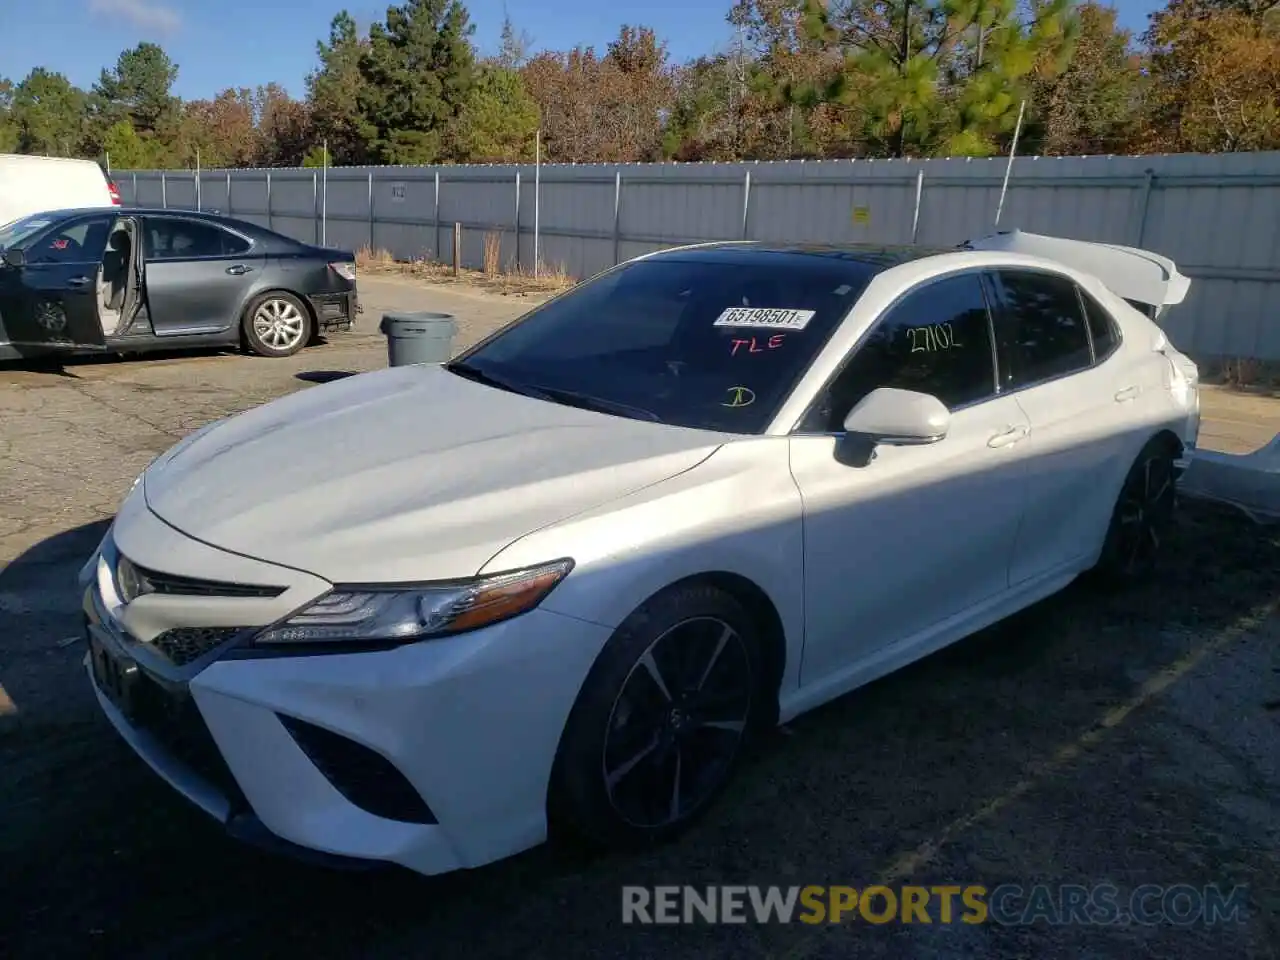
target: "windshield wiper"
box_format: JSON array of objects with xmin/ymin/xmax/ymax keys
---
[
  {"xmin": 527, "ymin": 384, "xmax": 661, "ymax": 422},
  {"xmin": 445, "ymin": 361, "xmax": 548, "ymax": 400},
  {"xmin": 446, "ymin": 361, "xmax": 659, "ymax": 422}
]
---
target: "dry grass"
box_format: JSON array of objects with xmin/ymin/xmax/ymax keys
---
[
  {"xmin": 1200, "ymin": 356, "xmax": 1280, "ymax": 396},
  {"xmin": 356, "ymin": 244, "xmax": 576, "ymax": 297},
  {"xmin": 483, "ymin": 231, "xmax": 501, "ymax": 276}
]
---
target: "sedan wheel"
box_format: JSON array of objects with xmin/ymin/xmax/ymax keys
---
[
  {"xmin": 604, "ymin": 616, "xmax": 753, "ymax": 830},
  {"xmin": 550, "ymin": 584, "xmax": 766, "ymax": 850},
  {"xmin": 243, "ymin": 292, "xmax": 312, "ymax": 358},
  {"xmin": 1095, "ymin": 439, "xmax": 1178, "ymax": 581}
]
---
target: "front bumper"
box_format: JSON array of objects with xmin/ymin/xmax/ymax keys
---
[{"xmin": 84, "ymin": 501, "xmax": 613, "ymax": 876}]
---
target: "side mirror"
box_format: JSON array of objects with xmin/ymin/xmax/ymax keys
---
[
  {"xmin": 842, "ymin": 387, "xmax": 949, "ymax": 446},
  {"xmin": 2, "ymin": 247, "xmax": 25, "ymax": 269}
]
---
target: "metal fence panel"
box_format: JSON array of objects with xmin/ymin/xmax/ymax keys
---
[{"xmin": 114, "ymin": 152, "xmax": 1280, "ymax": 361}]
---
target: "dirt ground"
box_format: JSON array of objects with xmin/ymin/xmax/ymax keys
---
[{"xmin": 1, "ymin": 277, "xmax": 1278, "ymax": 960}]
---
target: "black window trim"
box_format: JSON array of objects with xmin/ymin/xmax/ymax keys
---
[
  {"xmin": 1075, "ymin": 284, "xmax": 1124, "ymax": 366},
  {"xmin": 142, "ymin": 214, "xmax": 256, "ymax": 261},
  {"xmin": 985, "ymin": 265, "xmax": 1110, "ymax": 398},
  {"xmin": 789, "ymin": 266, "xmax": 1002, "ymax": 437}
]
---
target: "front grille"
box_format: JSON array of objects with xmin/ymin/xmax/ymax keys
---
[
  {"xmin": 151, "ymin": 626, "xmax": 247, "ymax": 666},
  {"xmin": 129, "ymin": 674, "xmax": 249, "ymax": 815},
  {"xmin": 132, "ymin": 563, "xmax": 285, "ymax": 599},
  {"xmin": 278, "ymin": 714, "xmax": 437, "ymax": 824}
]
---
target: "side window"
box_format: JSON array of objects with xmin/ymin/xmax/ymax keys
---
[
  {"xmin": 145, "ymin": 219, "xmax": 250, "ymax": 260},
  {"xmin": 27, "ymin": 217, "xmax": 113, "ymax": 264},
  {"xmin": 1123, "ymin": 297, "xmax": 1155, "ymax": 319},
  {"xmin": 1079, "ymin": 289, "xmax": 1120, "ymax": 360},
  {"xmin": 806, "ymin": 273, "xmax": 997, "ymax": 432},
  {"xmin": 992, "ymin": 270, "xmax": 1092, "ymax": 387}
]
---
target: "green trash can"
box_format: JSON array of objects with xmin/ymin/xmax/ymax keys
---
[{"xmin": 379, "ymin": 312, "xmax": 457, "ymax": 367}]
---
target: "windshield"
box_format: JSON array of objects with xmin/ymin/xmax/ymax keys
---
[
  {"xmin": 452, "ymin": 255, "xmax": 877, "ymax": 434},
  {"xmin": 0, "ymin": 213, "xmax": 57, "ymax": 251}
]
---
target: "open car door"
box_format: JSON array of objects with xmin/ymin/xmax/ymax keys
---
[
  {"xmin": 963, "ymin": 229, "xmax": 1191, "ymax": 321},
  {"xmin": 0, "ymin": 234, "xmax": 109, "ymax": 352}
]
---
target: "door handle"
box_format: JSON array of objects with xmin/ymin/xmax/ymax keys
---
[
  {"xmin": 226, "ymin": 264, "xmax": 253, "ymax": 275},
  {"xmin": 987, "ymin": 424, "xmax": 1029, "ymax": 449},
  {"xmin": 1114, "ymin": 385, "xmax": 1140, "ymax": 402},
  {"xmin": 67, "ymin": 276, "xmax": 91, "ymax": 287}
]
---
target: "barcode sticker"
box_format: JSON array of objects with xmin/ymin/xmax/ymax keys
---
[{"xmin": 712, "ymin": 307, "xmax": 816, "ymax": 331}]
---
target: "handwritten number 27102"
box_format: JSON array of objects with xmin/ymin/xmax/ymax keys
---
[{"xmin": 908, "ymin": 323, "xmax": 962, "ymax": 353}]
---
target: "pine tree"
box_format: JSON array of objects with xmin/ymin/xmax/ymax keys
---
[{"xmin": 357, "ymin": 0, "xmax": 478, "ymax": 164}]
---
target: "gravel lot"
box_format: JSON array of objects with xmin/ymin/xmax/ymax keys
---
[{"xmin": 2, "ymin": 277, "xmax": 1278, "ymax": 960}]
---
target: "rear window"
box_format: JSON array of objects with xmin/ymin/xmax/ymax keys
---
[{"xmin": 458, "ymin": 257, "xmax": 877, "ymax": 433}]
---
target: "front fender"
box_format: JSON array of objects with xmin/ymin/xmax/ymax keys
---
[{"xmin": 481, "ymin": 439, "xmax": 807, "ymax": 696}]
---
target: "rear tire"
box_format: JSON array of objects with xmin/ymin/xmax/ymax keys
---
[
  {"xmin": 242, "ymin": 292, "xmax": 312, "ymax": 358},
  {"xmin": 1092, "ymin": 437, "xmax": 1179, "ymax": 583},
  {"xmin": 548, "ymin": 583, "xmax": 767, "ymax": 852}
]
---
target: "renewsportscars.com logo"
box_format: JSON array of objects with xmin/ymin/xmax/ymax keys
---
[{"xmin": 621, "ymin": 884, "xmax": 1250, "ymax": 926}]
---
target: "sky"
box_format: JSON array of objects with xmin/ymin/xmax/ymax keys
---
[{"xmin": 1, "ymin": 0, "xmax": 1168, "ymax": 102}]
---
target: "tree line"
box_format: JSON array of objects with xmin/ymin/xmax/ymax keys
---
[{"xmin": 1, "ymin": 0, "xmax": 1277, "ymax": 170}]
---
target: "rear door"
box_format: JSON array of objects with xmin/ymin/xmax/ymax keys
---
[
  {"xmin": 0, "ymin": 214, "xmax": 114, "ymax": 350},
  {"xmin": 140, "ymin": 215, "xmax": 263, "ymax": 336},
  {"xmin": 987, "ymin": 268, "xmax": 1137, "ymax": 585}
]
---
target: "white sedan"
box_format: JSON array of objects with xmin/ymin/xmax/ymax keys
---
[{"xmin": 81, "ymin": 231, "xmax": 1201, "ymax": 875}]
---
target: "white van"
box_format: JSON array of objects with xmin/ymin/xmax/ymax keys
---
[{"xmin": 0, "ymin": 154, "xmax": 120, "ymax": 227}]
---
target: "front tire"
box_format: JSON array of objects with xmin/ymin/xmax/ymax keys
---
[
  {"xmin": 242, "ymin": 292, "xmax": 312, "ymax": 358},
  {"xmin": 549, "ymin": 583, "xmax": 767, "ymax": 851},
  {"xmin": 1093, "ymin": 437, "xmax": 1178, "ymax": 582}
]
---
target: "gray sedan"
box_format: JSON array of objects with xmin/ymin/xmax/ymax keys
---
[{"xmin": 0, "ymin": 207, "xmax": 359, "ymax": 361}]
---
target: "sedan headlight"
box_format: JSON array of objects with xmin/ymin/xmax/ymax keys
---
[{"xmin": 253, "ymin": 559, "xmax": 574, "ymax": 646}]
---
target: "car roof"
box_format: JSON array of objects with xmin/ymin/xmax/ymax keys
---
[
  {"xmin": 39, "ymin": 206, "xmax": 266, "ymax": 225},
  {"xmin": 643, "ymin": 241, "xmax": 957, "ymax": 272},
  {"xmin": 27, "ymin": 206, "xmax": 297, "ymax": 244}
]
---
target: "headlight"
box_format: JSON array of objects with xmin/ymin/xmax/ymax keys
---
[{"xmin": 253, "ymin": 559, "xmax": 574, "ymax": 646}]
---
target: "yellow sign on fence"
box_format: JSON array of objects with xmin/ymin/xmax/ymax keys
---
[{"xmin": 852, "ymin": 205, "xmax": 871, "ymax": 225}]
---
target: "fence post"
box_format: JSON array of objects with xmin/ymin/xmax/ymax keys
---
[
  {"xmin": 433, "ymin": 172, "xmax": 441, "ymax": 262},
  {"xmin": 911, "ymin": 169, "xmax": 924, "ymax": 244},
  {"xmin": 514, "ymin": 170, "xmax": 521, "ymax": 271},
  {"xmin": 613, "ymin": 171, "xmax": 622, "ymax": 265},
  {"xmin": 266, "ymin": 171, "xmax": 273, "ymax": 231},
  {"xmin": 131, "ymin": 172, "xmax": 137, "ymax": 204},
  {"xmin": 368, "ymin": 172, "xmax": 375, "ymax": 250},
  {"xmin": 453, "ymin": 222, "xmax": 462, "ymax": 277},
  {"xmin": 312, "ymin": 171, "xmax": 319, "ymax": 244},
  {"xmin": 1135, "ymin": 168, "xmax": 1156, "ymax": 248},
  {"xmin": 161, "ymin": 172, "xmax": 167, "ymax": 208},
  {"xmin": 226, "ymin": 172, "xmax": 233, "ymax": 216},
  {"xmin": 741, "ymin": 170, "xmax": 751, "ymax": 240}
]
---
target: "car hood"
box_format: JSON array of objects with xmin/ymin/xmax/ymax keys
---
[{"xmin": 143, "ymin": 364, "xmax": 727, "ymax": 583}]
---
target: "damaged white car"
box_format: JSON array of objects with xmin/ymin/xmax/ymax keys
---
[{"xmin": 80, "ymin": 233, "xmax": 1200, "ymax": 876}]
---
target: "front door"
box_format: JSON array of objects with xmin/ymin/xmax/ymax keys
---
[
  {"xmin": 0, "ymin": 214, "xmax": 115, "ymax": 350},
  {"xmin": 141, "ymin": 215, "xmax": 262, "ymax": 335},
  {"xmin": 787, "ymin": 271, "xmax": 1032, "ymax": 686}
]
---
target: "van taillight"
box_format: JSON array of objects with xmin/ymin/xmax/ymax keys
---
[{"xmin": 108, "ymin": 182, "xmax": 121, "ymax": 205}]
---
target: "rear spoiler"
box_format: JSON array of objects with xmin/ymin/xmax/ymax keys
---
[{"xmin": 962, "ymin": 230, "xmax": 1190, "ymax": 318}]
